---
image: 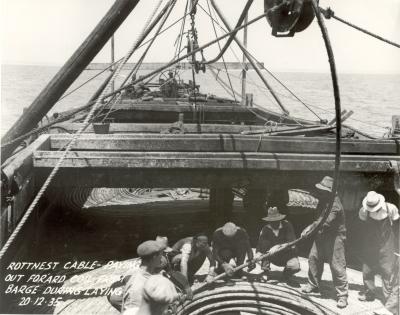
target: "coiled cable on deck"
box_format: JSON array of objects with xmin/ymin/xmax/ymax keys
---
[{"xmin": 176, "ymin": 281, "xmax": 336, "ymax": 315}]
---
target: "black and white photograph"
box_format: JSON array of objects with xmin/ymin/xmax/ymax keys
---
[{"xmin": 1, "ymin": 0, "xmax": 399, "ymax": 314}]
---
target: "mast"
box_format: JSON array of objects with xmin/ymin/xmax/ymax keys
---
[
  {"xmin": 241, "ymin": 13, "xmax": 248, "ymax": 106},
  {"xmin": 1, "ymin": 0, "xmax": 141, "ymax": 161},
  {"xmin": 111, "ymin": 34, "xmax": 115, "ymax": 92}
]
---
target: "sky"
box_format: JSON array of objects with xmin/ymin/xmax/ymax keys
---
[{"xmin": 1, "ymin": 0, "xmax": 400, "ymax": 73}]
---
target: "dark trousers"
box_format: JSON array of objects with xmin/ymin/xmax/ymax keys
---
[
  {"xmin": 217, "ymin": 246, "xmax": 247, "ymax": 271},
  {"xmin": 362, "ymin": 254, "xmax": 397, "ymax": 302},
  {"xmin": 308, "ymin": 233, "xmax": 348, "ymax": 297},
  {"xmin": 171, "ymin": 254, "xmax": 206, "ymax": 284},
  {"xmin": 261, "ymin": 253, "xmax": 300, "ymax": 277}
]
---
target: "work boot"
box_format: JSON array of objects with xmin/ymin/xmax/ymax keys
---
[
  {"xmin": 260, "ymin": 270, "xmax": 270, "ymax": 282},
  {"xmin": 337, "ymin": 297, "xmax": 348, "ymax": 309},
  {"xmin": 358, "ymin": 292, "xmax": 375, "ymax": 302},
  {"xmin": 301, "ymin": 284, "xmax": 319, "ymax": 294},
  {"xmin": 235, "ymin": 269, "xmax": 247, "ymax": 281}
]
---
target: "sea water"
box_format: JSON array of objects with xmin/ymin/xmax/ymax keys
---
[{"xmin": 1, "ymin": 64, "xmax": 399, "ymax": 137}]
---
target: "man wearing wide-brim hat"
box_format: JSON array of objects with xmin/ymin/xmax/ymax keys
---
[
  {"xmin": 358, "ymin": 191, "xmax": 399, "ymax": 309},
  {"xmin": 256, "ymin": 206, "xmax": 300, "ymax": 286},
  {"xmin": 301, "ymin": 176, "xmax": 349, "ymax": 309}
]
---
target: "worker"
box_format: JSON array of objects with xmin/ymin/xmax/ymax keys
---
[
  {"xmin": 120, "ymin": 240, "xmax": 165, "ymax": 315},
  {"xmin": 154, "ymin": 235, "xmax": 173, "ymax": 272},
  {"xmin": 212, "ymin": 222, "xmax": 255, "ymax": 279},
  {"xmin": 170, "ymin": 233, "xmax": 216, "ymax": 285},
  {"xmin": 136, "ymin": 274, "xmax": 179, "ymax": 315},
  {"xmin": 301, "ymin": 176, "xmax": 349, "ymax": 309},
  {"xmin": 256, "ymin": 206, "xmax": 300, "ymax": 286},
  {"xmin": 358, "ymin": 191, "xmax": 399, "ymax": 308}
]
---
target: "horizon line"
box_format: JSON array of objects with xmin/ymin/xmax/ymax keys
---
[{"xmin": 1, "ymin": 62, "xmax": 400, "ymax": 75}]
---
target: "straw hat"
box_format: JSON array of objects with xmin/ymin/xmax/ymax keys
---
[
  {"xmin": 315, "ymin": 176, "xmax": 333, "ymax": 192},
  {"xmin": 222, "ymin": 222, "xmax": 238, "ymax": 237},
  {"xmin": 362, "ymin": 191, "xmax": 385, "ymax": 213},
  {"xmin": 262, "ymin": 207, "xmax": 286, "ymax": 222}
]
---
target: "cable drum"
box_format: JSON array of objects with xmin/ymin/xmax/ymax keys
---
[{"xmin": 176, "ymin": 281, "xmax": 336, "ymax": 315}]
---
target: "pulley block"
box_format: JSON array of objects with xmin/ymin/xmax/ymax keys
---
[{"xmin": 264, "ymin": 0, "xmax": 315, "ymax": 37}]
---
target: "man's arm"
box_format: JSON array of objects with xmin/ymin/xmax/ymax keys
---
[
  {"xmin": 286, "ymin": 221, "xmax": 296, "ymax": 242},
  {"xmin": 320, "ymin": 197, "xmax": 341, "ymax": 233},
  {"xmin": 205, "ymin": 246, "xmax": 216, "ymax": 268},
  {"xmin": 243, "ymin": 230, "xmax": 254, "ymax": 261},
  {"xmin": 180, "ymin": 243, "xmax": 191, "ymax": 279},
  {"xmin": 212, "ymin": 232, "xmax": 224, "ymax": 265},
  {"xmin": 256, "ymin": 227, "xmax": 271, "ymax": 254}
]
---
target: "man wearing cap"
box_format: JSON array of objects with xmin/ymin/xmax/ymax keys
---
[
  {"xmin": 358, "ymin": 191, "xmax": 399, "ymax": 306},
  {"xmin": 121, "ymin": 240, "xmax": 165, "ymax": 314},
  {"xmin": 170, "ymin": 233, "xmax": 216, "ymax": 285},
  {"xmin": 301, "ymin": 176, "xmax": 349, "ymax": 309},
  {"xmin": 256, "ymin": 206, "xmax": 300, "ymax": 286},
  {"xmin": 212, "ymin": 222, "xmax": 255, "ymax": 278}
]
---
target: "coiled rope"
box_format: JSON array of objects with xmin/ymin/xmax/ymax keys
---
[
  {"xmin": 320, "ymin": 7, "xmax": 400, "ymax": 49},
  {"xmin": 177, "ymin": 0, "xmax": 343, "ymax": 307},
  {"xmin": 0, "ymin": 0, "xmax": 165, "ymax": 261}
]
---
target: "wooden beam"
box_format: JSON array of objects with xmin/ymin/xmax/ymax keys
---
[
  {"xmin": 33, "ymin": 168, "xmax": 393, "ymax": 188},
  {"xmin": 2, "ymin": 135, "xmax": 50, "ymax": 183},
  {"xmin": 52, "ymin": 122, "xmax": 298, "ymax": 134},
  {"xmin": 100, "ymin": 104, "xmax": 258, "ymax": 123},
  {"xmin": 33, "ymin": 150, "xmax": 399, "ymax": 173},
  {"xmin": 48, "ymin": 134, "xmax": 400, "ymax": 155}
]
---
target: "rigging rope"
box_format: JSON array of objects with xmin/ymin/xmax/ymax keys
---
[
  {"xmin": 320, "ymin": 7, "xmax": 400, "ymax": 49},
  {"xmin": 207, "ymin": 64, "xmax": 304, "ymax": 127},
  {"xmin": 198, "ymin": 3, "xmax": 323, "ymax": 122},
  {"xmin": 101, "ymin": 0, "xmax": 177, "ymax": 123},
  {"xmin": 0, "ymin": 0, "xmax": 165, "ymax": 261},
  {"xmin": 1, "ymin": 1, "xmax": 188, "ymax": 151},
  {"xmin": 206, "ymin": 0, "xmax": 237, "ymax": 103}
]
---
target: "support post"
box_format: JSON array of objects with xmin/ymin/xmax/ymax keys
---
[
  {"xmin": 243, "ymin": 188, "xmax": 268, "ymax": 241},
  {"xmin": 209, "ymin": 188, "xmax": 234, "ymax": 229},
  {"xmin": 2, "ymin": 0, "xmax": 141, "ymax": 161}
]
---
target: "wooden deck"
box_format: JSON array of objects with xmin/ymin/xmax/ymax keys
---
[{"xmin": 53, "ymin": 257, "xmax": 387, "ymax": 315}]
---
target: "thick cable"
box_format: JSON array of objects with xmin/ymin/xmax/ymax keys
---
[
  {"xmin": 177, "ymin": 282, "xmax": 335, "ymax": 315},
  {"xmin": 204, "ymin": 0, "xmax": 254, "ymax": 65},
  {"xmin": 179, "ymin": 0, "xmax": 343, "ymax": 298},
  {"xmin": 0, "ymin": 0, "xmax": 164, "ymax": 261}
]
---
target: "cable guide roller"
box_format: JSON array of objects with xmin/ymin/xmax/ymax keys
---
[{"xmin": 264, "ymin": 0, "xmax": 316, "ymax": 37}]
